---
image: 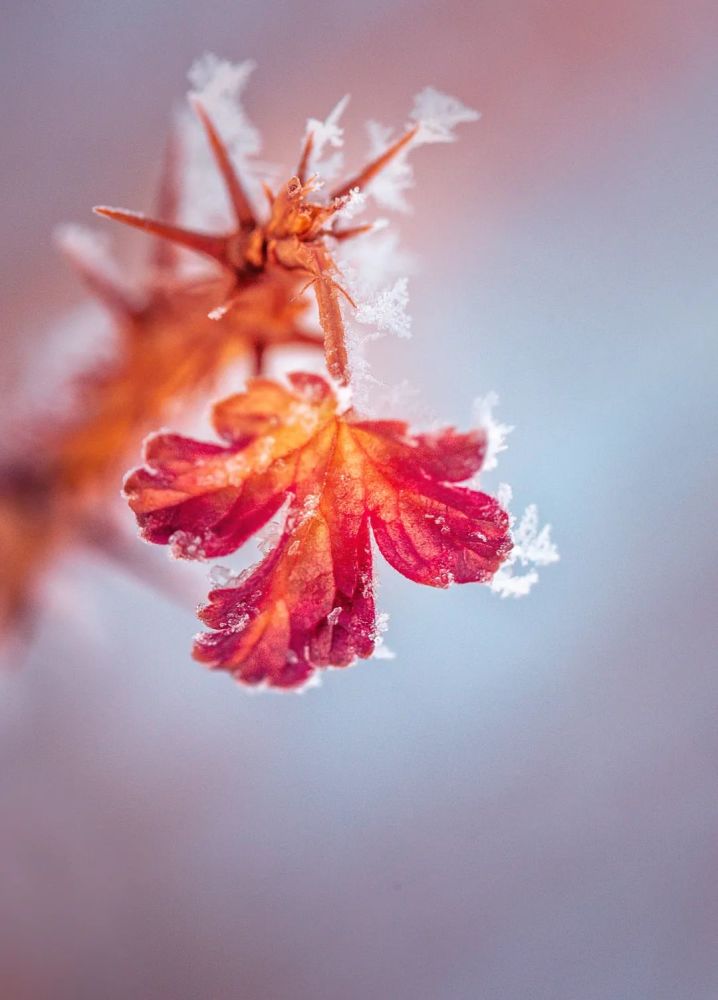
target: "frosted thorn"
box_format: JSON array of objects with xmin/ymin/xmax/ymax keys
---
[
  {"xmin": 331, "ymin": 124, "xmax": 419, "ymax": 200},
  {"xmin": 328, "ymin": 223, "xmax": 374, "ymax": 242},
  {"xmin": 93, "ymin": 206, "xmax": 231, "ymax": 268},
  {"xmin": 189, "ymin": 96, "xmax": 256, "ymax": 230},
  {"xmin": 296, "ymin": 131, "xmax": 314, "ymax": 185}
]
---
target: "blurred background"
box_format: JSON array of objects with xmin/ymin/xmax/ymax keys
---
[{"xmin": 1, "ymin": 1, "xmax": 717, "ymax": 997}]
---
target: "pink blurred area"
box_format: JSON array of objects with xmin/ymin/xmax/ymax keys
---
[{"xmin": 1, "ymin": 2, "xmax": 717, "ymax": 999}]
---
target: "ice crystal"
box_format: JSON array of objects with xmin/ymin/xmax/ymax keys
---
[
  {"xmin": 410, "ymin": 87, "xmax": 481, "ymax": 143},
  {"xmin": 473, "ymin": 392, "xmax": 514, "ymax": 472},
  {"xmin": 490, "ymin": 485, "xmax": 560, "ymax": 598},
  {"xmin": 355, "ymin": 277, "xmax": 412, "ymax": 339},
  {"xmin": 304, "ymin": 94, "xmax": 350, "ymax": 183}
]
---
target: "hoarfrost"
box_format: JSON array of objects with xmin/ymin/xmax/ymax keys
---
[
  {"xmin": 409, "ymin": 87, "xmax": 480, "ymax": 143},
  {"xmin": 363, "ymin": 120, "xmax": 415, "ymax": 212},
  {"xmin": 334, "ymin": 186, "xmax": 366, "ymax": 222},
  {"xmin": 355, "ymin": 277, "xmax": 411, "ymax": 339},
  {"xmin": 371, "ymin": 610, "xmax": 395, "ymax": 660},
  {"xmin": 338, "ymin": 228, "xmax": 415, "ymax": 295},
  {"xmin": 255, "ymin": 495, "xmax": 291, "ymax": 555},
  {"xmin": 180, "ymin": 53, "xmax": 267, "ymax": 231},
  {"xmin": 491, "ymin": 485, "xmax": 559, "ymax": 598},
  {"xmin": 169, "ymin": 530, "xmax": 207, "ymax": 560},
  {"xmin": 304, "ymin": 94, "xmax": 350, "ymax": 183},
  {"xmin": 473, "ymin": 392, "xmax": 514, "ymax": 472},
  {"xmin": 326, "ymin": 606, "xmax": 342, "ymax": 626},
  {"xmin": 209, "ymin": 565, "xmax": 236, "ymax": 587},
  {"xmin": 362, "ymin": 88, "xmax": 478, "ymax": 211}
]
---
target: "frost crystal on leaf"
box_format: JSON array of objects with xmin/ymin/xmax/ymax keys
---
[
  {"xmin": 490, "ymin": 486, "xmax": 559, "ymax": 598},
  {"xmin": 473, "ymin": 392, "xmax": 514, "ymax": 472},
  {"xmin": 125, "ymin": 374, "xmax": 512, "ymax": 688}
]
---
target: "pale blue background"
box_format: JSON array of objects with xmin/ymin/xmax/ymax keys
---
[{"xmin": 1, "ymin": 1, "xmax": 716, "ymax": 997}]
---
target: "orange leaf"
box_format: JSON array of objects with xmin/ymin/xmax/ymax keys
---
[{"xmin": 125, "ymin": 374, "xmax": 512, "ymax": 688}]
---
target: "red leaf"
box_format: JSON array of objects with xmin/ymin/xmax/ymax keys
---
[{"xmin": 125, "ymin": 374, "xmax": 511, "ymax": 688}]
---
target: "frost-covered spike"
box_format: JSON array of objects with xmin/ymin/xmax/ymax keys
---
[
  {"xmin": 354, "ymin": 88, "xmax": 477, "ymax": 211},
  {"xmin": 332, "ymin": 122, "xmax": 419, "ymax": 205},
  {"xmin": 302, "ymin": 94, "xmax": 350, "ymax": 183},
  {"xmin": 355, "ymin": 121, "xmax": 417, "ymax": 212},
  {"xmin": 330, "ymin": 222, "xmax": 374, "ymax": 242},
  {"xmin": 181, "ymin": 53, "xmax": 265, "ymax": 230},
  {"xmin": 473, "ymin": 392, "xmax": 514, "ymax": 472},
  {"xmin": 93, "ymin": 207, "xmax": 230, "ymax": 268},
  {"xmin": 355, "ymin": 277, "xmax": 412, "ymax": 339},
  {"xmin": 55, "ymin": 223, "xmax": 141, "ymax": 316},
  {"xmin": 190, "ymin": 97, "xmax": 256, "ymax": 229},
  {"xmin": 490, "ymin": 491, "xmax": 559, "ymax": 598},
  {"xmin": 409, "ymin": 87, "xmax": 480, "ymax": 144}
]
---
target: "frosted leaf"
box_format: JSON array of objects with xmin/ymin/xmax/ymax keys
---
[
  {"xmin": 255, "ymin": 495, "xmax": 291, "ymax": 555},
  {"xmin": 225, "ymin": 610, "xmax": 250, "ymax": 633},
  {"xmin": 304, "ymin": 94, "xmax": 350, "ymax": 183},
  {"xmin": 169, "ymin": 530, "xmax": 207, "ymax": 560},
  {"xmin": 285, "ymin": 492, "xmax": 320, "ymax": 534},
  {"xmin": 180, "ymin": 53, "xmax": 267, "ymax": 232},
  {"xmin": 326, "ymin": 606, "xmax": 342, "ymax": 626},
  {"xmin": 355, "ymin": 277, "xmax": 411, "ymax": 339},
  {"xmin": 409, "ymin": 87, "xmax": 480, "ymax": 144},
  {"xmin": 473, "ymin": 392, "xmax": 514, "ymax": 472},
  {"xmin": 374, "ymin": 611, "xmax": 390, "ymax": 636},
  {"xmin": 490, "ymin": 490, "xmax": 559, "ymax": 598}
]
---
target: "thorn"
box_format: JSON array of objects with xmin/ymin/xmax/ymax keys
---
[
  {"xmin": 332, "ymin": 124, "xmax": 419, "ymax": 200},
  {"xmin": 296, "ymin": 131, "xmax": 314, "ymax": 185},
  {"xmin": 190, "ymin": 97, "xmax": 256, "ymax": 230},
  {"xmin": 326, "ymin": 223, "xmax": 374, "ymax": 242},
  {"xmin": 93, "ymin": 206, "xmax": 231, "ymax": 268},
  {"xmin": 261, "ymin": 181, "xmax": 275, "ymax": 209}
]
